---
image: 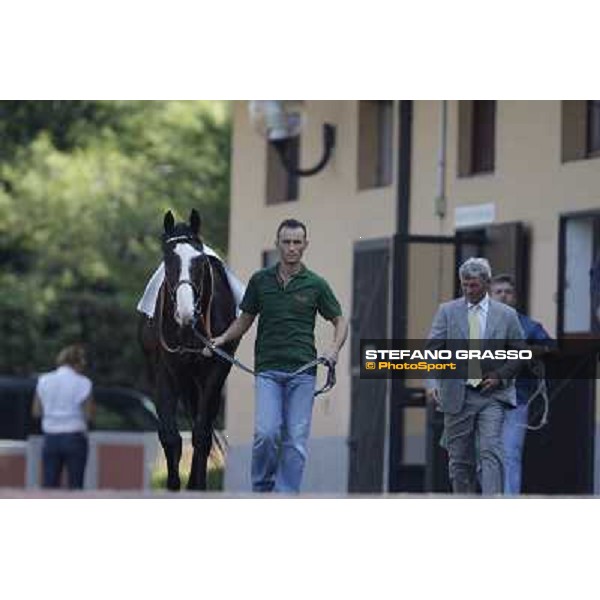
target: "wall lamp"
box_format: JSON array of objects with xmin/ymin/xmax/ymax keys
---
[{"xmin": 248, "ymin": 100, "xmax": 336, "ymax": 177}]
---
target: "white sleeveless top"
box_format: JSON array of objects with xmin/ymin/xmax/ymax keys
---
[{"xmin": 36, "ymin": 365, "xmax": 92, "ymax": 434}]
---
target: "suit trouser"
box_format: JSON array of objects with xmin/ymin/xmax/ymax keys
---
[{"xmin": 444, "ymin": 389, "xmax": 506, "ymax": 494}]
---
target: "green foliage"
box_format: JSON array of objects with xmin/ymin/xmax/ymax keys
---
[{"xmin": 0, "ymin": 100, "xmax": 231, "ymax": 387}]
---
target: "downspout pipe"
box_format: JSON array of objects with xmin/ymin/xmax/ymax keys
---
[
  {"xmin": 395, "ymin": 101, "xmax": 412, "ymax": 237},
  {"xmin": 436, "ymin": 100, "xmax": 448, "ymax": 220},
  {"xmin": 434, "ymin": 101, "xmax": 448, "ymax": 306}
]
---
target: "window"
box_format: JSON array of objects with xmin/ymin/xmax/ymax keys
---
[
  {"xmin": 561, "ymin": 101, "xmax": 600, "ymax": 161},
  {"xmin": 262, "ymin": 249, "xmax": 278, "ymax": 268},
  {"xmin": 358, "ymin": 100, "xmax": 393, "ymax": 189},
  {"xmin": 458, "ymin": 100, "xmax": 496, "ymax": 176},
  {"xmin": 471, "ymin": 101, "xmax": 496, "ymax": 173},
  {"xmin": 266, "ymin": 137, "xmax": 299, "ymax": 204},
  {"xmin": 559, "ymin": 212, "xmax": 600, "ymax": 336},
  {"xmin": 587, "ymin": 101, "xmax": 600, "ymax": 156}
]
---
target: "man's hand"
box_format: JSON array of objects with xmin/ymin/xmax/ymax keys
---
[
  {"xmin": 323, "ymin": 316, "xmax": 348, "ymax": 366},
  {"xmin": 481, "ymin": 373, "xmax": 501, "ymax": 392},
  {"xmin": 211, "ymin": 335, "xmax": 227, "ymax": 348},
  {"xmin": 425, "ymin": 387, "xmax": 440, "ymax": 406},
  {"xmin": 202, "ymin": 334, "xmax": 226, "ymax": 358},
  {"xmin": 321, "ymin": 347, "xmax": 339, "ymax": 365}
]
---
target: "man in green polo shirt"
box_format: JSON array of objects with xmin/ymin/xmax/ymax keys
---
[{"xmin": 211, "ymin": 218, "xmax": 348, "ymax": 492}]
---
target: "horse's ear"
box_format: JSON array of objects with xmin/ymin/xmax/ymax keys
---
[
  {"xmin": 190, "ymin": 209, "xmax": 201, "ymax": 236},
  {"xmin": 164, "ymin": 211, "xmax": 175, "ymax": 234}
]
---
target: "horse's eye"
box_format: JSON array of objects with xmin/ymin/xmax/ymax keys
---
[{"xmin": 190, "ymin": 259, "xmax": 201, "ymax": 276}]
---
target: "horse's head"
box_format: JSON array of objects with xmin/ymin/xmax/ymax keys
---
[{"xmin": 162, "ymin": 209, "xmax": 210, "ymax": 328}]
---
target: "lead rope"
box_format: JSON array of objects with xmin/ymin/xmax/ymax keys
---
[
  {"xmin": 203, "ymin": 256, "xmax": 214, "ymax": 339},
  {"xmin": 524, "ymin": 359, "xmax": 549, "ymax": 431},
  {"xmin": 158, "ymin": 284, "xmax": 182, "ymax": 354},
  {"xmin": 189, "ymin": 325, "xmax": 336, "ymax": 397}
]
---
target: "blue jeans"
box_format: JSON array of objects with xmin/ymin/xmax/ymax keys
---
[
  {"xmin": 251, "ymin": 371, "xmax": 316, "ymax": 493},
  {"xmin": 42, "ymin": 432, "xmax": 89, "ymax": 489},
  {"xmin": 502, "ymin": 403, "xmax": 528, "ymax": 495}
]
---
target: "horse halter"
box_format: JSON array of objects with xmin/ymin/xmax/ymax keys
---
[
  {"xmin": 158, "ymin": 247, "xmax": 215, "ymax": 355},
  {"xmin": 165, "ymin": 277, "xmax": 205, "ymax": 317}
]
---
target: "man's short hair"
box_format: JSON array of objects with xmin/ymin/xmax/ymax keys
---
[
  {"xmin": 459, "ymin": 257, "xmax": 492, "ymax": 282},
  {"xmin": 490, "ymin": 273, "xmax": 516, "ymax": 289},
  {"xmin": 276, "ymin": 219, "xmax": 307, "ymax": 240}
]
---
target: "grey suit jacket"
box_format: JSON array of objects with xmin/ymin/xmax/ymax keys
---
[{"xmin": 425, "ymin": 297, "xmax": 526, "ymax": 414}]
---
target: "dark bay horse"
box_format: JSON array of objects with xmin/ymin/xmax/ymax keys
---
[{"xmin": 139, "ymin": 209, "xmax": 238, "ymax": 490}]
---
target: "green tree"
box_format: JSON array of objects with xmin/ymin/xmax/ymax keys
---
[{"xmin": 0, "ymin": 100, "xmax": 231, "ymax": 387}]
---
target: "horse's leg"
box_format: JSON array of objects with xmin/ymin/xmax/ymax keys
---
[
  {"xmin": 187, "ymin": 363, "xmax": 232, "ymax": 491},
  {"xmin": 187, "ymin": 379, "xmax": 211, "ymax": 491},
  {"xmin": 156, "ymin": 368, "xmax": 182, "ymax": 491},
  {"xmin": 178, "ymin": 375, "xmax": 199, "ymax": 489}
]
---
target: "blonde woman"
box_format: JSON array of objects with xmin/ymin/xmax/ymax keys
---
[{"xmin": 32, "ymin": 344, "xmax": 95, "ymax": 489}]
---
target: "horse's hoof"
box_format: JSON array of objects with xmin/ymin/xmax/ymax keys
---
[
  {"xmin": 186, "ymin": 479, "xmax": 206, "ymax": 492},
  {"xmin": 167, "ymin": 477, "xmax": 181, "ymax": 492}
]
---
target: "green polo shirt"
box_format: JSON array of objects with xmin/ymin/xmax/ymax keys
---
[{"xmin": 240, "ymin": 263, "xmax": 342, "ymax": 373}]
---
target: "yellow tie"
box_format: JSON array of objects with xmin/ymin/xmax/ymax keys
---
[{"xmin": 467, "ymin": 304, "xmax": 483, "ymax": 386}]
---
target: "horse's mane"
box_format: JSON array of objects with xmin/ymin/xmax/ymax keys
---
[
  {"xmin": 206, "ymin": 254, "xmax": 229, "ymax": 283},
  {"xmin": 206, "ymin": 255, "xmax": 235, "ymax": 307}
]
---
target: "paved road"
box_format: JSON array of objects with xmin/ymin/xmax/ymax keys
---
[{"xmin": 0, "ymin": 488, "xmax": 582, "ymax": 498}]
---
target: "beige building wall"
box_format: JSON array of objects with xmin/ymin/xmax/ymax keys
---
[
  {"xmin": 411, "ymin": 100, "xmax": 600, "ymax": 333},
  {"xmin": 226, "ymin": 101, "xmax": 397, "ymax": 490},
  {"xmin": 225, "ymin": 100, "xmax": 600, "ymax": 493}
]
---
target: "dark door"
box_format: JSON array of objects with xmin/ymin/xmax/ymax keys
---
[
  {"xmin": 348, "ymin": 239, "xmax": 390, "ymax": 492},
  {"xmin": 388, "ymin": 224, "xmax": 528, "ymax": 492},
  {"xmin": 457, "ymin": 217, "xmax": 597, "ymax": 494},
  {"xmin": 522, "ymin": 211, "xmax": 600, "ymax": 495},
  {"xmin": 388, "ymin": 234, "xmax": 458, "ymax": 492},
  {"xmin": 522, "ymin": 352, "xmax": 596, "ymax": 494},
  {"xmin": 457, "ymin": 222, "xmax": 529, "ymax": 312}
]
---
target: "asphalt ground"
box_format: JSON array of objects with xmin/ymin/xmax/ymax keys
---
[{"xmin": 0, "ymin": 489, "xmax": 588, "ymax": 498}]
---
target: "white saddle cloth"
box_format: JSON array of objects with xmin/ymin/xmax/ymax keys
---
[{"xmin": 136, "ymin": 244, "xmax": 246, "ymax": 317}]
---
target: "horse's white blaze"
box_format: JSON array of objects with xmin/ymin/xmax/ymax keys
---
[{"xmin": 174, "ymin": 243, "xmax": 201, "ymax": 325}]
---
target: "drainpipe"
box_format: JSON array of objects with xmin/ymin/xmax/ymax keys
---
[
  {"xmin": 435, "ymin": 100, "xmax": 448, "ymax": 221},
  {"xmin": 434, "ymin": 101, "xmax": 448, "ymax": 305}
]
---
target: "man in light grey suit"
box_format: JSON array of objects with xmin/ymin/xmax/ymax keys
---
[{"xmin": 425, "ymin": 258, "xmax": 525, "ymax": 494}]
